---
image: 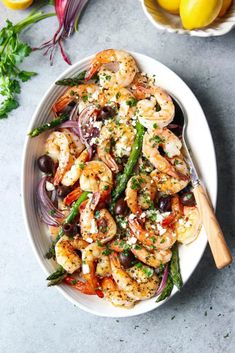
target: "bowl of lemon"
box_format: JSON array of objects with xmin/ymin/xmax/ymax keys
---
[{"xmin": 141, "ymin": 0, "xmax": 235, "ymax": 36}]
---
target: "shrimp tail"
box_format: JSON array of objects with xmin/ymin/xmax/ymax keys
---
[
  {"xmin": 85, "ymin": 64, "xmax": 99, "ymax": 82},
  {"xmin": 64, "ymin": 276, "xmax": 95, "ymax": 295},
  {"xmin": 105, "ymin": 154, "xmax": 119, "ymax": 173}
]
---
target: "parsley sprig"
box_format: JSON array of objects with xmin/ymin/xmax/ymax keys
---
[{"xmin": 0, "ymin": 7, "xmax": 55, "ymax": 119}]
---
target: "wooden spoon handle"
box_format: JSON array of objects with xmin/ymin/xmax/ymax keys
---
[{"xmin": 193, "ymin": 184, "xmax": 232, "ymax": 269}]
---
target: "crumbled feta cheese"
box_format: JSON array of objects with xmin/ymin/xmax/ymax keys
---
[
  {"xmin": 86, "ymin": 237, "xmax": 93, "ymax": 243},
  {"xmin": 165, "ymin": 140, "xmax": 181, "ymax": 158},
  {"xmin": 82, "ymin": 264, "xmax": 90, "ymax": 274},
  {"xmin": 93, "ymin": 121, "xmax": 102, "ymax": 129},
  {"xmin": 90, "ymin": 219, "xmax": 98, "ymax": 234},
  {"xmin": 157, "ymin": 223, "xmax": 167, "ymax": 236},
  {"xmin": 129, "ymin": 214, "xmax": 136, "ymax": 220},
  {"xmin": 90, "ymin": 137, "xmax": 100, "ymax": 146},
  {"xmin": 127, "ymin": 236, "xmax": 137, "ymax": 245},
  {"xmin": 185, "ymin": 221, "xmax": 192, "ymax": 228},
  {"xmin": 46, "ymin": 181, "xmax": 55, "ymax": 191}
]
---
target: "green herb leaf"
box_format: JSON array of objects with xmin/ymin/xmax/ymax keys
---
[{"xmin": 0, "ymin": 12, "xmax": 55, "ymax": 119}]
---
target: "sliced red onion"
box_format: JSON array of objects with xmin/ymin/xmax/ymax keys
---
[
  {"xmin": 69, "ymin": 103, "xmax": 80, "ymax": 121},
  {"xmin": 155, "ymin": 265, "xmax": 169, "ymax": 296},
  {"xmin": 37, "ymin": 176, "xmax": 64, "ymax": 226},
  {"xmin": 59, "ymin": 121, "xmax": 79, "ymax": 129},
  {"xmin": 59, "ymin": 120, "xmax": 80, "ymax": 136},
  {"xmin": 63, "ymin": 0, "xmax": 88, "ymax": 37},
  {"xmin": 38, "ymin": 204, "xmax": 61, "ymax": 227},
  {"xmin": 78, "ymin": 105, "xmax": 101, "ymax": 158},
  {"xmin": 37, "ymin": 0, "xmax": 88, "ymax": 65}
]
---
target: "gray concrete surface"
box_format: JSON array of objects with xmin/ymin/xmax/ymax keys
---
[{"xmin": 0, "ymin": 1, "xmax": 234, "ymax": 353}]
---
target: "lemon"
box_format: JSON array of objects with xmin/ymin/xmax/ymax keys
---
[
  {"xmin": 2, "ymin": 0, "xmax": 33, "ymax": 10},
  {"xmin": 157, "ymin": 0, "xmax": 180, "ymax": 14},
  {"xmin": 219, "ymin": 0, "xmax": 233, "ymax": 17},
  {"xmin": 180, "ymin": 0, "xmax": 223, "ymax": 29}
]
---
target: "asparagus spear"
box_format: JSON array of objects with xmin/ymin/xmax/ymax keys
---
[
  {"xmin": 28, "ymin": 114, "xmax": 69, "ymax": 137},
  {"xmin": 46, "ymin": 265, "xmax": 67, "ymax": 286},
  {"xmin": 170, "ymin": 242, "xmax": 183, "ymax": 290},
  {"xmin": 55, "ymin": 70, "xmax": 87, "ymax": 86},
  {"xmin": 111, "ymin": 120, "xmax": 145, "ymax": 203},
  {"xmin": 45, "ymin": 191, "xmax": 89, "ymax": 259},
  {"xmin": 156, "ymin": 274, "xmax": 174, "ymax": 303}
]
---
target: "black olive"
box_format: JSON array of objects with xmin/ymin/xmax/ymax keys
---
[
  {"xmin": 119, "ymin": 251, "xmax": 137, "ymax": 269},
  {"xmin": 37, "ymin": 155, "xmax": 54, "ymax": 174},
  {"xmin": 63, "ymin": 223, "xmax": 78, "ymax": 237},
  {"xmin": 179, "ymin": 183, "xmax": 192, "ymax": 195},
  {"xmin": 75, "ymin": 249, "xmax": 82, "ymax": 257},
  {"xmin": 158, "ymin": 195, "xmax": 172, "ymax": 212},
  {"xmin": 167, "ymin": 123, "xmax": 183, "ymax": 137},
  {"xmin": 114, "ymin": 198, "xmax": 128, "ymax": 216},
  {"xmin": 98, "ymin": 105, "xmax": 116, "ymax": 120},
  {"xmin": 56, "ymin": 185, "xmax": 71, "ymax": 198},
  {"xmin": 180, "ymin": 192, "xmax": 196, "ymax": 207}
]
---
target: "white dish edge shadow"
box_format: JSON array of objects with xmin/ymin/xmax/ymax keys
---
[{"xmin": 22, "ymin": 51, "xmax": 217, "ymax": 318}]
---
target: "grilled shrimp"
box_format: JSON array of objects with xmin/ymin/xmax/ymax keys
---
[
  {"xmin": 45, "ymin": 131, "xmax": 74, "ymax": 185},
  {"xmin": 81, "ymin": 242, "xmax": 105, "ymax": 290},
  {"xmin": 134, "ymin": 83, "xmax": 175, "ymax": 129},
  {"xmin": 80, "ymin": 198, "xmax": 117, "ymax": 243},
  {"xmin": 132, "ymin": 247, "xmax": 172, "ymax": 268},
  {"xmin": 52, "ymin": 83, "xmax": 103, "ymax": 114},
  {"xmin": 151, "ymin": 156, "xmax": 189, "ymax": 195},
  {"xmin": 175, "ymin": 206, "xmax": 201, "ymax": 244},
  {"xmin": 55, "ymin": 236, "xmax": 88, "ymax": 274},
  {"xmin": 110, "ymin": 239, "xmax": 172, "ymax": 269},
  {"xmin": 101, "ymin": 277, "xmax": 135, "ymax": 308},
  {"xmin": 128, "ymin": 216, "xmax": 177, "ymax": 250},
  {"xmin": 61, "ymin": 129, "xmax": 85, "ymax": 158},
  {"xmin": 96, "ymin": 255, "xmax": 112, "ymax": 277},
  {"xmin": 86, "ymin": 49, "xmax": 138, "ymax": 88},
  {"xmin": 142, "ymin": 128, "xmax": 186, "ymax": 180},
  {"xmin": 79, "ymin": 161, "xmax": 113, "ymax": 199},
  {"xmin": 110, "ymin": 253, "xmax": 159, "ymax": 300},
  {"xmin": 105, "ymin": 87, "xmax": 137, "ymax": 119},
  {"xmin": 125, "ymin": 174, "xmax": 157, "ymax": 214},
  {"xmin": 97, "ymin": 121, "xmax": 135, "ymax": 172},
  {"xmin": 61, "ymin": 149, "xmax": 90, "ymax": 186}
]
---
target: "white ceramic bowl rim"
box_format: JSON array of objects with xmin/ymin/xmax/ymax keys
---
[{"xmin": 22, "ymin": 51, "xmax": 217, "ymax": 317}]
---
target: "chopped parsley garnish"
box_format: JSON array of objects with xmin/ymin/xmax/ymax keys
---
[
  {"xmin": 95, "ymin": 210, "xmax": 100, "ymax": 218},
  {"xmin": 126, "ymin": 98, "xmax": 138, "ymax": 107},
  {"xmin": 143, "ymin": 267, "xmax": 154, "ymax": 277},
  {"xmin": 48, "ymin": 210, "xmax": 56, "ymax": 215},
  {"xmin": 71, "ymin": 279, "xmax": 78, "ymax": 285},
  {"xmin": 82, "ymin": 95, "xmax": 88, "ymax": 102},
  {"xmin": 150, "ymin": 135, "xmax": 163, "ymax": 145},
  {"xmin": 135, "ymin": 262, "xmax": 143, "ymax": 269},
  {"xmin": 102, "ymin": 244, "xmax": 112, "ymax": 256},
  {"xmin": 131, "ymin": 176, "xmax": 145, "ymax": 190},
  {"xmin": 97, "ymin": 240, "xmax": 103, "ymax": 247},
  {"xmin": 79, "ymin": 163, "xmax": 85, "ymax": 169},
  {"xmin": 134, "ymin": 244, "xmax": 142, "ymax": 250}
]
